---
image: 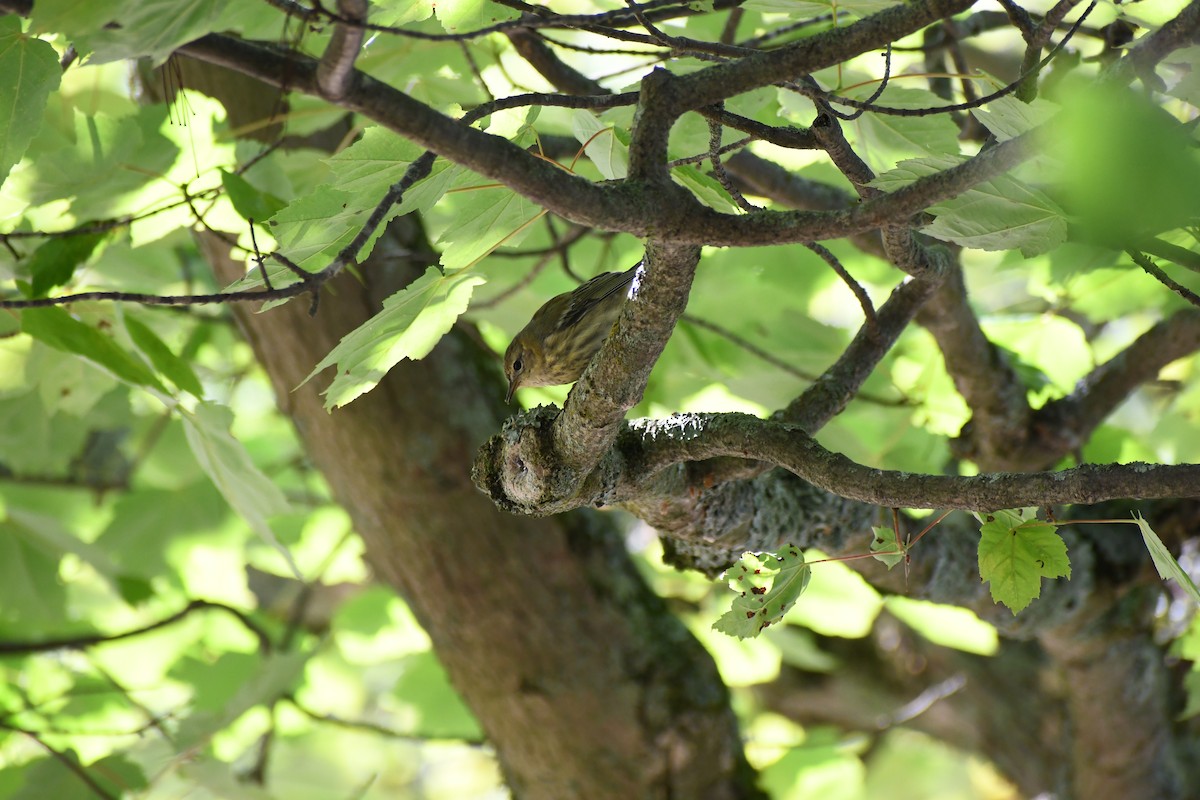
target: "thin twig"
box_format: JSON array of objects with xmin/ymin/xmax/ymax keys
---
[{"xmin": 1129, "ymin": 250, "xmax": 1200, "ymax": 308}]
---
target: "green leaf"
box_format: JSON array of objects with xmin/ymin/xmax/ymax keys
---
[
  {"xmin": 373, "ymin": 0, "xmax": 435, "ymax": 25},
  {"xmin": 181, "ymin": 402, "xmax": 298, "ymax": 577},
  {"xmin": 872, "ymin": 155, "xmax": 1068, "ymax": 257},
  {"xmin": 1134, "ymin": 513, "xmax": 1200, "ymax": 607},
  {"xmin": 1054, "ymin": 81, "xmax": 1200, "ymax": 242},
  {"xmin": 848, "ymin": 86, "xmax": 962, "ymax": 168},
  {"xmin": 35, "ymin": 0, "xmax": 233, "ymax": 65},
  {"xmin": 972, "ymin": 93, "xmax": 1059, "ymax": 142},
  {"xmin": 870, "ymin": 526, "xmax": 904, "ymax": 569},
  {"xmin": 175, "ymin": 650, "xmax": 310, "ymax": 752},
  {"xmin": 0, "ymin": 519, "xmax": 68, "ymax": 625},
  {"xmin": 435, "ymin": 186, "xmax": 544, "ymax": 270},
  {"xmin": 977, "ymin": 510, "xmax": 1071, "ymax": 614},
  {"xmin": 713, "ymin": 546, "xmax": 811, "ymax": 639},
  {"xmin": 392, "ymin": 651, "xmax": 483, "ymax": 739},
  {"xmin": 125, "ymin": 316, "xmax": 204, "ymax": 397},
  {"xmin": 672, "ymin": 164, "xmax": 745, "ymax": 214},
  {"xmin": 6, "ymin": 506, "xmax": 119, "ymax": 581},
  {"xmin": 884, "ymin": 596, "xmax": 998, "ymax": 655},
  {"xmin": 435, "ymin": 0, "xmax": 519, "ymax": 32},
  {"xmin": 220, "ymin": 168, "xmax": 286, "ymax": 223},
  {"xmin": 0, "ymin": 16, "xmax": 61, "ymax": 189},
  {"xmin": 21, "ymin": 307, "xmax": 166, "ymax": 392},
  {"xmin": 27, "ymin": 232, "xmax": 107, "ymax": 298},
  {"xmin": 571, "ymin": 111, "xmax": 627, "ymax": 180},
  {"xmin": 256, "ymin": 130, "xmax": 457, "ymax": 277},
  {"xmin": 96, "ymin": 483, "xmax": 228, "ymax": 579},
  {"xmin": 304, "ymin": 267, "xmax": 486, "ymax": 409}
]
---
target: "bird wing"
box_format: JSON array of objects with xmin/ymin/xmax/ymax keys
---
[{"xmin": 557, "ymin": 262, "xmax": 641, "ymax": 330}]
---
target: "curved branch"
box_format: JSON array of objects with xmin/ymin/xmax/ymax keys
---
[
  {"xmin": 476, "ymin": 409, "xmax": 1200, "ymax": 514},
  {"xmin": 174, "ymin": 17, "xmax": 1034, "ymax": 248},
  {"xmin": 316, "ymin": 0, "xmax": 368, "ymax": 100}
]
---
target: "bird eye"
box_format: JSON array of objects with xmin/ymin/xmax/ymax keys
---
[{"xmin": 512, "ymin": 358, "xmax": 523, "ymax": 373}]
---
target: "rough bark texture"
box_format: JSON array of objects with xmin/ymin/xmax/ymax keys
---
[
  {"xmin": 182, "ymin": 62, "xmax": 763, "ymax": 799},
  {"xmin": 202, "ymin": 227, "xmax": 762, "ymax": 800}
]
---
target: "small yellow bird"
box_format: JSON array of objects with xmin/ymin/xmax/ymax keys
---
[{"xmin": 503, "ymin": 262, "xmax": 642, "ymax": 403}]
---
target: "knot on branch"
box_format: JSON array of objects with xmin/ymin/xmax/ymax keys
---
[{"xmin": 472, "ymin": 405, "xmax": 591, "ymax": 516}]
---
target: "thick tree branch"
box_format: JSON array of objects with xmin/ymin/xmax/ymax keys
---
[
  {"xmin": 476, "ymin": 408, "xmax": 1200, "ymax": 515},
  {"xmin": 919, "ymin": 268, "xmax": 1034, "ymax": 470},
  {"xmin": 1003, "ymin": 309, "xmax": 1200, "ymax": 469},
  {"xmin": 781, "ymin": 272, "xmax": 944, "ymax": 431},
  {"xmin": 1108, "ymin": 0, "xmax": 1200, "ymax": 88},
  {"xmin": 316, "ymin": 0, "xmax": 368, "ymax": 100},
  {"xmin": 170, "ymin": 16, "xmax": 1034, "ymax": 248}
]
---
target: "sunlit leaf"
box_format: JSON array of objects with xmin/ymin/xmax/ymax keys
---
[
  {"xmin": 1135, "ymin": 512, "xmax": 1200, "ymax": 607},
  {"xmin": 27, "ymin": 232, "xmax": 107, "ymax": 298},
  {"xmin": 572, "ymin": 111, "xmax": 627, "ymax": 180},
  {"xmin": 435, "ymin": 186, "xmax": 544, "ymax": 270},
  {"xmin": 713, "ymin": 546, "xmax": 810, "ymax": 639},
  {"xmin": 182, "ymin": 402, "xmax": 298, "ymax": 577},
  {"xmin": 977, "ymin": 509, "xmax": 1070, "ymax": 614},
  {"xmin": 305, "ymin": 267, "xmax": 485, "ymax": 408},
  {"xmin": 972, "ymin": 93, "xmax": 1060, "ymax": 142},
  {"xmin": 125, "ymin": 316, "xmax": 204, "ymax": 397},
  {"xmin": 0, "ymin": 16, "xmax": 61, "ymax": 189},
  {"xmin": 22, "ymin": 307, "xmax": 166, "ymax": 391},
  {"xmin": 870, "ymin": 526, "xmax": 904, "ymax": 569},
  {"xmin": 175, "ymin": 650, "xmax": 311, "ymax": 752},
  {"xmin": 220, "ymin": 168, "xmax": 286, "ymax": 223}
]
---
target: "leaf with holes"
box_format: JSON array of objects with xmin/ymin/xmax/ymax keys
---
[{"xmin": 713, "ymin": 546, "xmax": 810, "ymax": 639}]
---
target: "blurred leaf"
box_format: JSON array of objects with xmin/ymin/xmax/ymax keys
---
[
  {"xmin": 373, "ymin": 0, "xmax": 435, "ymax": 25},
  {"xmin": 1135, "ymin": 512, "xmax": 1200, "ymax": 607},
  {"xmin": 783, "ymin": 549, "xmax": 882, "ymax": 638},
  {"xmin": 760, "ymin": 732, "xmax": 866, "ymax": 800},
  {"xmin": 435, "ymin": 0, "xmax": 519, "ymax": 32},
  {"xmin": 393, "ymin": 651, "xmax": 483, "ymax": 739},
  {"xmin": 176, "ymin": 650, "xmax": 310, "ymax": 752},
  {"xmin": 0, "ymin": 519, "xmax": 67, "ymax": 625},
  {"xmin": 305, "ymin": 267, "xmax": 486, "ymax": 408},
  {"xmin": 125, "ymin": 316, "xmax": 204, "ymax": 397},
  {"xmin": 977, "ymin": 509, "xmax": 1070, "ymax": 614},
  {"xmin": 885, "ymin": 596, "xmax": 999, "ymax": 655},
  {"xmin": 0, "ymin": 16, "xmax": 61, "ymax": 189},
  {"xmin": 21, "ymin": 103, "xmax": 179, "ymax": 221},
  {"xmin": 220, "ymin": 168, "xmax": 285, "ymax": 223},
  {"xmin": 33, "ymin": 0, "xmax": 233, "ymax": 65},
  {"xmin": 21, "ymin": 307, "xmax": 166, "ymax": 392},
  {"xmin": 27, "ymin": 232, "xmax": 107, "ymax": 298},
  {"xmin": 182, "ymin": 402, "xmax": 297, "ymax": 577},
  {"xmin": 8, "ymin": 749, "xmax": 145, "ymax": 800},
  {"xmin": 96, "ymin": 482, "xmax": 228, "ymax": 578},
  {"xmin": 1054, "ymin": 81, "xmax": 1200, "ymax": 243}
]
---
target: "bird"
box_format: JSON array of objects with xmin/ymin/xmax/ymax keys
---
[{"xmin": 503, "ymin": 261, "xmax": 643, "ymax": 403}]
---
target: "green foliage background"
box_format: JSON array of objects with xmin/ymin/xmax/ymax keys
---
[{"xmin": 0, "ymin": 0, "xmax": 1199, "ymax": 797}]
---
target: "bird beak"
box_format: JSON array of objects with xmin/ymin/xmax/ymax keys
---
[{"xmin": 505, "ymin": 378, "xmax": 517, "ymax": 404}]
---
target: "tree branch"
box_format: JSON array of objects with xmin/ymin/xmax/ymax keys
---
[{"xmin": 316, "ymin": 0, "xmax": 368, "ymax": 100}]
